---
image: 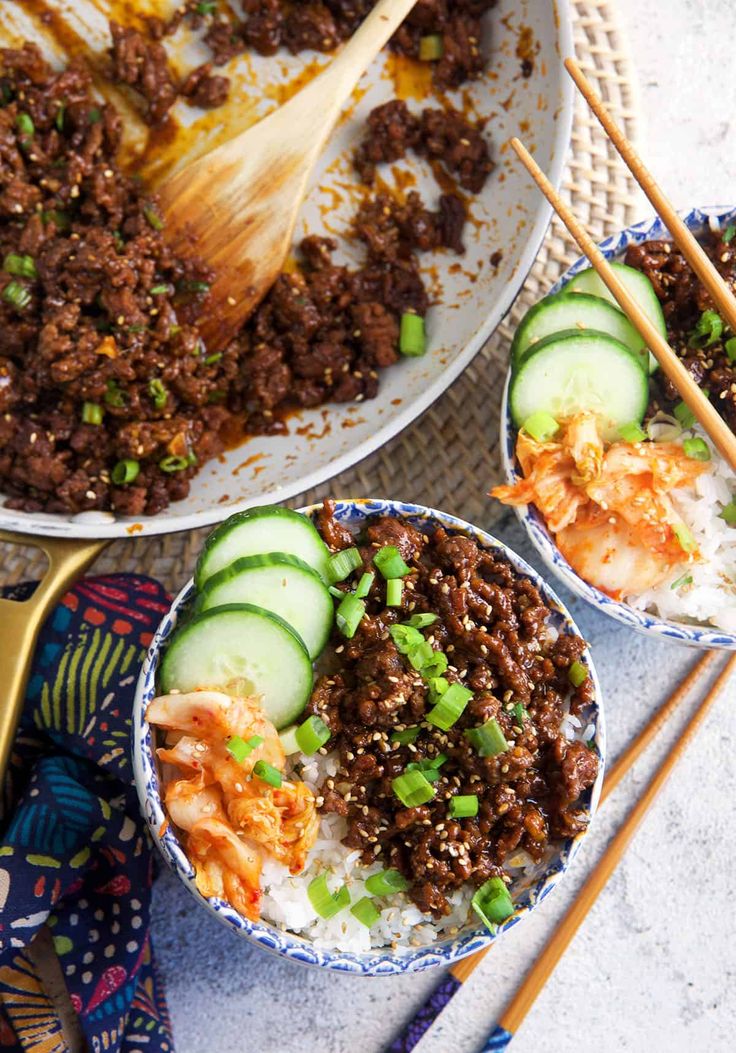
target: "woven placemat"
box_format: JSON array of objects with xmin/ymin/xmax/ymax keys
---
[{"xmin": 3, "ymin": 0, "xmax": 646, "ymax": 595}]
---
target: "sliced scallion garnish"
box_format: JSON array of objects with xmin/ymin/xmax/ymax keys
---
[
  {"xmin": 670, "ymin": 572, "xmax": 693, "ymax": 591},
  {"xmin": 295, "ymin": 714, "xmax": 331, "ymax": 755},
  {"xmin": 159, "ymin": 454, "xmax": 191, "ymax": 473},
  {"xmin": 374, "ymin": 545, "xmax": 411, "ymax": 579},
  {"xmin": 226, "ymin": 734, "xmax": 263, "ymax": 764},
  {"xmin": 689, "ymin": 308, "xmax": 723, "ymax": 349},
  {"xmin": 105, "ymin": 380, "xmax": 126, "ymax": 407},
  {"xmin": 15, "ymin": 112, "xmax": 34, "ymax": 138},
  {"xmin": 386, "ymin": 578, "xmax": 403, "ymax": 607},
  {"xmin": 399, "ymin": 312, "xmax": 426, "ymax": 356},
  {"xmin": 389, "ymin": 624, "xmax": 424, "ymax": 654},
  {"xmin": 465, "ymin": 717, "xmax": 508, "ymax": 758},
  {"xmin": 720, "ymin": 500, "xmax": 736, "ymax": 526},
  {"xmin": 148, "ymin": 378, "xmax": 168, "ymax": 409},
  {"xmin": 307, "ymin": 874, "xmax": 350, "ymax": 919},
  {"xmin": 2, "ymin": 279, "xmax": 31, "ymax": 310},
  {"xmin": 82, "ymin": 402, "xmax": 103, "ymax": 425},
  {"xmin": 568, "ymin": 660, "xmax": 588, "ymax": 688},
  {"xmin": 512, "ymin": 702, "xmax": 528, "ymax": 727},
  {"xmin": 683, "ymin": 436, "xmax": 711, "ymax": 461},
  {"xmin": 419, "ymin": 34, "xmax": 444, "ymax": 61},
  {"xmin": 253, "ymin": 760, "xmax": 282, "ymax": 787},
  {"xmin": 673, "ymin": 522, "xmax": 697, "ymax": 554},
  {"xmin": 449, "ymin": 794, "xmax": 478, "ymax": 819},
  {"xmin": 350, "ymin": 896, "xmax": 381, "ymax": 928},
  {"xmin": 472, "ymin": 877, "xmax": 514, "ymax": 933},
  {"xmin": 427, "ymin": 682, "xmax": 472, "ymax": 731},
  {"xmin": 618, "ymin": 421, "xmax": 647, "ymax": 443},
  {"xmin": 522, "ymin": 411, "xmax": 559, "ymax": 443},
  {"xmin": 3, "ymin": 253, "xmax": 36, "ymax": 280},
  {"xmin": 354, "ymin": 571, "xmax": 374, "ymax": 599},
  {"xmin": 327, "ymin": 546, "xmax": 362, "ymax": 583},
  {"xmin": 143, "ymin": 204, "xmax": 164, "ymax": 231},
  {"xmin": 111, "ymin": 459, "xmax": 139, "ymax": 485},
  {"xmin": 336, "ymin": 591, "xmax": 366, "ymax": 639},
  {"xmin": 674, "ymin": 400, "xmax": 696, "ymax": 429},
  {"xmin": 403, "ymin": 613, "xmax": 438, "ymax": 629},
  {"xmin": 392, "ymin": 769, "xmax": 435, "ymax": 807},
  {"xmin": 364, "ymin": 869, "xmax": 409, "ymax": 895},
  {"xmin": 390, "ymin": 726, "xmax": 420, "ymax": 745},
  {"xmin": 726, "ymin": 337, "xmax": 736, "ymax": 363}
]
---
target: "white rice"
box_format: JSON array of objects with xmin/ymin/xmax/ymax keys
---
[{"xmin": 625, "ymin": 425, "xmax": 736, "ymax": 631}]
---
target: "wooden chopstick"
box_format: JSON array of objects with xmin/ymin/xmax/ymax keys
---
[
  {"xmin": 383, "ymin": 653, "xmax": 718, "ymax": 1053},
  {"xmin": 482, "ymin": 653, "xmax": 736, "ymax": 1051},
  {"xmin": 509, "ymin": 136, "xmax": 736, "ymax": 474},
  {"xmin": 565, "ymin": 57, "xmax": 736, "ymax": 334}
]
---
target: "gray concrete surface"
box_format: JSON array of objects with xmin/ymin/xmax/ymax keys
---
[{"xmin": 150, "ymin": 3, "xmax": 736, "ymax": 1050}]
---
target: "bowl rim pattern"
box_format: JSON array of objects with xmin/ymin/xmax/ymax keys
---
[
  {"xmin": 132, "ymin": 497, "xmax": 606, "ymax": 976},
  {"xmin": 501, "ymin": 205, "xmax": 736, "ymax": 652}
]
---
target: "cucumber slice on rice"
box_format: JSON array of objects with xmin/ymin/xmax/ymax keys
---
[
  {"xmin": 159, "ymin": 603, "xmax": 313, "ymax": 729},
  {"xmin": 509, "ymin": 329, "xmax": 649, "ymax": 442},
  {"xmin": 510, "ymin": 291, "xmax": 649, "ymax": 372},
  {"xmin": 197, "ymin": 553, "xmax": 333, "ymax": 659},
  {"xmin": 195, "ymin": 506, "xmax": 331, "ymax": 588},
  {"xmin": 565, "ymin": 262, "xmax": 666, "ymax": 374}
]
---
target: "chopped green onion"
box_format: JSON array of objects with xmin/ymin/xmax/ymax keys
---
[
  {"xmin": 328, "ymin": 585, "xmax": 344, "ymax": 598},
  {"xmin": 522, "ymin": 411, "xmax": 560, "ymax": 442},
  {"xmin": 354, "ymin": 572, "xmax": 374, "ymax": 599},
  {"xmin": 673, "ymin": 400, "xmax": 696, "ymax": 429},
  {"xmin": 389, "ymin": 624, "xmax": 424, "ymax": 654},
  {"xmin": 2, "ymin": 280, "xmax": 31, "ymax": 310},
  {"xmin": 618, "ymin": 421, "xmax": 647, "ymax": 443},
  {"xmin": 723, "ymin": 224, "xmax": 736, "ymax": 244},
  {"xmin": 183, "ymin": 280, "xmax": 211, "ymax": 294},
  {"xmin": 390, "ymin": 726, "xmax": 420, "ymax": 745},
  {"xmin": 307, "ymin": 874, "xmax": 350, "ymax": 919},
  {"xmin": 670, "ymin": 572, "xmax": 693, "ymax": 591},
  {"xmin": 472, "ymin": 877, "xmax": 514, "ymax": 933},
  {"xmin": 3, "ymin": 253, "xmax": 37, "ymax": 280},
  {"xmin": 104, "ymin": 380, "xmax": 126, "ymax": 407},
  {"xmin": 55, "ymin": 104, "xmax": 65, "ymax": 132},
  {"xmin": 419, "ymin": 34, "xmax": 444, "ymax": 61},
  {"xmin": 350, "ymin": 896, "xmax": 381, "ymax": 928},
  {"xmin": 143, "ymin": 204, "xmax": 164, "ymax": 231},
  {"xmin": 568, "ymin": 660, "xmax": 588, "ymax": 687},
  {"xmin": 427, "ymin": 682, "xmax": 472, "ymax": 731},
  {"xmin": 226, "ymin": 734, "xmax": 263, "ymax": 764},
  {"xmin": 386, "ymin": 578, "xmax": 403, "ymax": 607},
  {"xmin": 204, "ymin": 352, "xmax": 222, "ymax": 366},
  {"xmin": 150, "ymin": 283, "xmax": 171, "ymax": 295},
  {"xmin": 404, "ymin": 613, "xmax": 438, "ymax": 629},
  {"xmin": 159, "ymin": 454, "xmax": 191, "ymax": 473},
  {"xmin": 720, "ymin": 500, "xmax": 736, "ymax": 526},
  {"xmin": 512, "ymin": 702, "xmax": 528, "ymax": 727},
  {"xmin": 428, "ymin": 676, "xmax": 449, "ymax": 704},
  {"xmin": 405, "ymin": 764, "xmax": 440, "ymax": 783},
  {"xmin": 88, "ymin": 107, "xmax": 101, "ymax": 124},
  {"xmin": 196, "ymin": 0, "xmax": 217, "ymax": 12},
  {"xmin": 399, "ymin": 312, "xmax": 426, "ymax": 356},
  {"xmin": 374, "ymin": 545, "xmax": 411, "ymax": 579},
  {"xmin": 15, "ymin": 112, "xmax": 34, "ymax": 138},
  {"xmin": 364, "ymin": 869, "xmax": 410, "ymax": 895},
  {"xmin": 392, "ymin": 769, "xmax": 435, "ymax": 807},
  {"xmin": 336, "ymin": 592, "xmax": 366, "ymax": 639},
  {"xmin": 465, "ymin": 717, "xmax": 508, "ymax": 757},
  {"xmin": 726, "ymin": 337, "xmax": 736, "ymax": 363},
  {"xmin": 295, "ymin": 714, "xmax": 331, "ymax": 755},
  {"xmin": 111, "ymin": 459, "xmax": 140, "ymax": 485},
  {"xmin": 683, "ymin": 436, "xmax": 711, "ymax": 461},
  {"xmin": 449, "ymin": 794, "xmax": 479, "ymax": 819},
  {"xmin": 81, "ymin": 402, "xmax": 103, "ymax": 425},
  {"xmin": 278, "ymin": 725, "xmax": 300, "ymax": 755},
  {"xmin": 148, "ymin": 378, "xmax": 168, "ymax": 409},
  {"xmin": 253, "ymin": 760, "xmax": 282, "ymax": 787},
  {"xmin": 673, "ymin": 522, "xmax": 697, "ymax": 554},
  {"xmin": 689, "ymin": 308, "xmax": 723, "ymax": 349},
  {"xmin": 327, "ymin": 546, "xmax": 362, "ymax": 583},
  {"xmin": 414, "ymin": 647, "xmax": 448, "ymax": 680}
]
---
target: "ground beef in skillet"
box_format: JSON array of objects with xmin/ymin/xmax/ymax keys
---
[
  {"xmin": 306, "ymin": 501, "xmax": 599, "ymax": 917},
  {"xmin": 626, "ymin": 228, "xmax": 736, "ymax": 432},
  {"xmin": 0, "ymin": 2, "xmax": 500, "ymax": 515}
]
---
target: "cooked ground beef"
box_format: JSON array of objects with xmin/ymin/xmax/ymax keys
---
[
  {"xmin": 355, "ymin": 100, "xmax": 494, "ymax": 193},
  {"xmin": 626, "ymin": 229, "xmax": 736, "ymax": 431},
  {"xmin": 0, "ymin": 2, "xmax": 498, "ymax": 515},
  {"xmin": 306, "ymin": 502, "xmax": 599, "ymax": 917}
]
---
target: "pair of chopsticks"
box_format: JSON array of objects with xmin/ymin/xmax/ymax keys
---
[
  {"xmin": 510, "ymin": 58, "xmax": 736, "ymax": 473},
  {"xmin": 386, "ymin": 651, "xmax": 735, "ymax": 1053}
]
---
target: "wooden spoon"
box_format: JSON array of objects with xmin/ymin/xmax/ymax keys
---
[{"xmin": 157, "ymin": 0, "xmax": 418, "ymax": 351}]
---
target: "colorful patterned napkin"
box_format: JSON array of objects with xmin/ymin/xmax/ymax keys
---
[{"xmin": 0, "ymin": 575, "xmax": 174, "ymax": 1053}]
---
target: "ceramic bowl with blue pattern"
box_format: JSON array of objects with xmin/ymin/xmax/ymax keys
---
[
  {"xmin": 132, "ymin": 498, "xmax": 605, "ymax": 975},
  {"xmin": 500, "ymin": 206, "xmax": 736, "ymax": 651}
]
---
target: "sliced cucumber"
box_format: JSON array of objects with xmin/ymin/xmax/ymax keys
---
[
  {"xmin": 278, "ymin": 725, "xmax": 301, "ymax": 755},
  {"xmin": 565, "ymin": 262, "xmax": 666, "ymax": 374},
  {"xmin": 195, "ymin": 506, "xmax": 331, "ymax": 589},
  {"xmin": 509, "ymin": 329, "xmax": 649, "ymax": 442},
  {"xmin": 511, "ymin": 292, "xmax": 648, "ymax": 372},
  {"xmin": 159, "ymin": 603, "xmax": 313, "ymax": 730},
  {"xmin": 197, "ymin": 553, "xmax": 333, "ymax": 660}
]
